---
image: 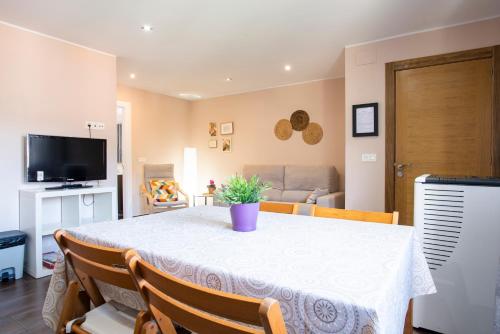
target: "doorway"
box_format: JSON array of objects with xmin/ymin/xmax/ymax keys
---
[
  {"xmin": 117, "ymin": 101, "xmax": 132, "ymax": 219},
  {"xmin": 385, "ymin": 46, "xmax": 500, "ymax": 226}
]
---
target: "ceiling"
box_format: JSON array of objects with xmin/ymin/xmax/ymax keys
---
[{"xmin": 1, "ymin": 1, "xmax": 499, "ymax": 99}]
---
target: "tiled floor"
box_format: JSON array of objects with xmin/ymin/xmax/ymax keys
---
[
  {"xmin": 1, "ymin": 276, "xmax": 438, "ymax": 334},
  {"xmin": 0, "ymin": 276, "xmax": 52, "ymax": 334}
]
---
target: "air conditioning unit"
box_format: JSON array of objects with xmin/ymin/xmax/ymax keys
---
[{"xmin": 413, "ymin": 174, "xmax": 500, "ymax": 334}]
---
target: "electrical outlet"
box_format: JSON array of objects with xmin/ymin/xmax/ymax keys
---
[{"xmin": 86, "ymin": 121, "xmax": 105, "ymax": 130}]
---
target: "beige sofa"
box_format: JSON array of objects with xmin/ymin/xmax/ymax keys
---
[{"xmin": 243, "ymin": 165, "xmax": 345, "ymax": 208}]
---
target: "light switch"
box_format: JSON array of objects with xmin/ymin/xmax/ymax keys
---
[
  {"xmin": 362, "ymin": 153, "xmax": 377, "ymax": 162},
  {"xmin": 138, "ymin": 157, "xmax": 147, "ymax": 163}
]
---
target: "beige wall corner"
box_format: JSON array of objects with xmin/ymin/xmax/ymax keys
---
[
  {"xmin": 189, "ymin": 78, "xmax": 345, "ymax": 194},
  {"xmin": 116, "ymin": 85, "xmax": 191, "ymax": 216},
  {"xmin": 0, "ymin": 22, "xmax": 116, "ymax": 232}
]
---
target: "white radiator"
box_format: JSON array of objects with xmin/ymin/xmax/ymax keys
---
[{"xmin": 413, "ymin": 174, "xmax": 500, "ymax": 334}]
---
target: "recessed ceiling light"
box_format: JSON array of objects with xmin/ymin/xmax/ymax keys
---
[
  {"xmin": 225, "ymin": 77, "xmax": 232, "ymax": 82},
  {"xmin": 284, "ymin": 64, "xmax": 292, "ymax": 71},
  {"xmin": 141, "ymin": 25, "xmax": 153, "ymax": 32},
  {"xmin": 179, "ymin": 93, "xmax": 202, "ymax": 100},
  {"xmin": 129, "ymin": 73, "xmax": 136, "ymax": 79}
]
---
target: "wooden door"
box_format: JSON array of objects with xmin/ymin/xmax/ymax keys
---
[{"xmin": 393, "ymin": 58, "xmax": 493, "ymax": 226}]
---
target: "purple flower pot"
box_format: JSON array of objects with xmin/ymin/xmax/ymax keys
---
[{"xmin": 230, "ymin": 202, "xmax": 259, "ymax": 232}]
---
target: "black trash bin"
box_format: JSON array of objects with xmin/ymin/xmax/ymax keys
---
[{"xmin": 0, "ymin": 230, "xmax": 27, "ymax": 281}]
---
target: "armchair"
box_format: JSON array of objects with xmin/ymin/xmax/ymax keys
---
[{"xmin": 140, "ymin": 164, "xmax": 189, "ymax": 214}]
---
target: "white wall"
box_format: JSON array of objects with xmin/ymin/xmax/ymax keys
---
[{"xmin": 0, "ymin": 22, "xmax": 117, "ymax": 232}]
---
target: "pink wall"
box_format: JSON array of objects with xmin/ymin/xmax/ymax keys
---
[
  {"xmin": 117, "ymin": 85, "xmax": 191, "ymax": 215},
  {"xmin": 345, "ymin": 17, "xmax": 500, "ymax": 211},
  {"xmin": 0, "ymin": 22, "xmax": 117, "ymax": 231},
  {"xmin": 189, "ymin": 78, "xmax": 345, "ymax": 194}
]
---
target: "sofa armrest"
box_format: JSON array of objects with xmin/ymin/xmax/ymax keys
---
[{"xmin": 316, "ymin": 192, "xmax": 345, "ymax": 209}]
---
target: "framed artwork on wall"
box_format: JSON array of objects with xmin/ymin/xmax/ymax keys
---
[
  {"xmin": 208, "ymin": 139, "xmax": 217, "ymax": 148},
  {"xmin": 208, "ymin": 122, "xmax": 217, "ymax": 136},
  {"xmin": 220, "ymin": 122, "xmax": 234, "ymax": 135},
  {"xmin": 352, "ymin": 103, "xmax": 378, "ymax": 137},
  {"xmin": 222, "ymin": 137, "xmax": 232, "ymax": 152}
]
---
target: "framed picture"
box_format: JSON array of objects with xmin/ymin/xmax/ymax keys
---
[
  {"xmin": 208, "ymin": 139, "xmax": 217, "ymax": 148},
  {"xmin": 208, "ymin": 122, "xmax": 217, "ymax": 136},
  {"xmin": 220, "ymin": 122, "xmax": 233, "ymax": 135},
  {"xmin": 222, "ymin": 137, "xmax": 232, "ymax": 152},
  {"xmin": 352, "ymin": 103, "xmax": 378, "ymax": 137}
]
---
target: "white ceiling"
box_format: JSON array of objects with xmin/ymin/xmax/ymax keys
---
[{"xmin": 1, "ymin": 1, "xmax": 499, "ymax": 99}]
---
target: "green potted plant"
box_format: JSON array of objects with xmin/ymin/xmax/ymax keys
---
[{"xmin": 215, "ymin": 175, "xmax": 270, "ymax": 232}]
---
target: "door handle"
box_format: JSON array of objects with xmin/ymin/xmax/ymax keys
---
[
  {"xmin": 394, "ymin": 162, "xmax": 412, "ymax": 168},
  {"xmin": 394, "ymin": 162, "xmax": 412, "ymax": 177}
]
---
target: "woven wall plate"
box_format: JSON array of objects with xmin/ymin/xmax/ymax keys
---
[
  {"xmin": 290, "ymin": 110, "xmax": 310, "ymax": 131},
  {"xmin": 302, "ymin": 122, "xmax": 323, "ymax": 145},
  {"xmin": 274, "ymin": 119, "xmax": 293, "ymax": 140}
]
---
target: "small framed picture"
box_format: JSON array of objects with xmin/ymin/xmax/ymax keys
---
[
  {"xmin": 220, "ymin": 122, "xmax": 233, "ymax": 135},
  {"xmin": 352, "ymin": 103, "xmax": 378, "ymax": 137},
  {"xmin": 208, "ymin": 139, "xmax": 217, "ymax": 148},
  {"xmin": 208, "ymin": 122, "xmax": 217, "ymax": 136},
  {"xmin": 222, "ymin": 137, "xmax": 232, "ymax": 152}
]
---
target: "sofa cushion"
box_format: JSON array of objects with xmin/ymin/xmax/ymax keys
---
[
  {"xmin": 150, "ymin": 180, "xmax": 178, "ymax": 202},
  {"xmin": 282, "ymin": 190, "xmax": 311, "ymax": 203},
  {"xmin": 284, "ymin": 165, "xmax": 338, "ymax": 192},
  {"xmin": 262, "ymin": 188, "xmax": 282, "ymax": 202},
  {"xmin": 144, "ymin": 164, "xmax": 175, "ymax": 192},
  {"xmin": 243, "ymin": 165, "xmax": 284, "ymax": 190},
  {"xmin": 306, "ymin": 188, "xmax": 329, "ymax": 204}
]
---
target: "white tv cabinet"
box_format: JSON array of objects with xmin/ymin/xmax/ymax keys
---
[{"xmin": 20, "ymin": 186, "xmax": 117, "ymax": 278}]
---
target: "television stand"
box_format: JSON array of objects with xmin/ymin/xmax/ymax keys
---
[
  {"xmin": 45, "ymin": 184, "xmax": 93, "ymax": 190},
  {"xmin": 19, "ymin": 186, "xmax": 117, "ymax": 278}
]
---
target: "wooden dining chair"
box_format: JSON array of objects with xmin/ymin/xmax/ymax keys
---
[
  {"xmin": 259, "ymin": 201, "xmax": 298, "ymax": 214},
  {"xmin": 54, "ymin": 230, "xmax": 149, "ymax": 334},
  {"xmin": 124, "ymin": 249, "xmax": 288, "ymax": 334},
  {"xmin": 312, "ymin": 207, "xmax": 399, "ymax": 225}
]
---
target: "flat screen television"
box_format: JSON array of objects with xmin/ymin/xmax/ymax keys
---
[{"xmin": 26, "ymin": 134, "xmax": 107, "ymax": 182}]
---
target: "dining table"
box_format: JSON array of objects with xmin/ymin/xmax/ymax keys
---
[{"xmin": 42, "ymin": 206, "xmax": 436, "ymax": 334}]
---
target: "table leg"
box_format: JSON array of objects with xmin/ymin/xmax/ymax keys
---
[
  {"xmin": 193, "ymin": 196, "xmax": 196, "ymax": 207},
  {"xmin": 404, "ymin": 299, "xmax": 413, "ymax": 334},
  {"xmin": 205, "ymin": 196, "xmax": 207, "ymax": 205}
]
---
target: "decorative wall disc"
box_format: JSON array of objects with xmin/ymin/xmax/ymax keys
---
[
  {"xmin": 302, "ymin": 122, "xmax": 323, "ymax": 145},
  {"xmin": 274, "ymin": 119, "xmax": 293, "ymax": 140},
  {"xmin": 290, "ymin": 110, "xmax": 310, "ymax": 131}
]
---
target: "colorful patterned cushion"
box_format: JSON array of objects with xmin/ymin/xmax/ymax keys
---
[{"xmin": 150, "ymin": 179, "xmax": 178, "ymax": 202}]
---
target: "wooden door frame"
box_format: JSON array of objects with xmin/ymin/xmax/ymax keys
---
[{"xmin": 385, "ymin": 46, "xmax": 500, "ymax": 212}]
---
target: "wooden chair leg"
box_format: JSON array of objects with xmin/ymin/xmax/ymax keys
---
[
  {"xmin": 141, "ymin": 320, "xmax": 161, "ymax": 334},
  {"xmin": 403, "ymin": 299, "xmax": 413, "ymax": 334},
  {"xmin": 134, "ymin": 311, "xmax": 151, "ymax": 334},
  {"xmin": 55, "ymin": 280, "xmax": 90, "ymax": 334}
]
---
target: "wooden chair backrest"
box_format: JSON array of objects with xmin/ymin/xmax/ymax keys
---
[
  {"xmin": 259, "ymin": 201, "xmax": 298, "ymax": 215},
  {"xmin": 312, "ymin": 207, "xmax": 399, "ymax": 225},
  {"xmin": 54, "ymin": 229, "xmax": 136, "ymax": 307},
  {"xmin": 124, "ymin": 250, "xmax": 287, "ymax": 334}
]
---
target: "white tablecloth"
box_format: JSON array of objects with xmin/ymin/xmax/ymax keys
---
[{"xmin": 43, "ymin": 206, "xmax": 435, "ymax": 333}]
